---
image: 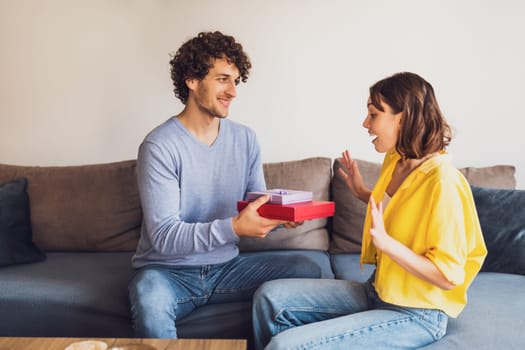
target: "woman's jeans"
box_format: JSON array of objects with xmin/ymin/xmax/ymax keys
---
[
  {"xmin": 128, "ymin": 254, "xmax": 321, "ymax": 338},
  {"xmin": 253, "ymin": 277, "xmax": 448, "ymax": 350}
]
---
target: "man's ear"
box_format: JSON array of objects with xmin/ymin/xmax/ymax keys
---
[{"xmin": 186, "ymin": 78, "xmax": 198, "ymax": 91}]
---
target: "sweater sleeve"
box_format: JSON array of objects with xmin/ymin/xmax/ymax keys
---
[{"xmin": 136, "ymin": 141, "xmax": 238, "ymax": 257}]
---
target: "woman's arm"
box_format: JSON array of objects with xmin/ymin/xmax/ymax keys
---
[{"xmin": 369, "ymin": 197, "xmax": 455, "ymax": 290}]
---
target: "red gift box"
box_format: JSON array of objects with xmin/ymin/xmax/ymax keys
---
[{"xmin": 236, "ymin": 200, "xmax": 335, "ymax": 221}]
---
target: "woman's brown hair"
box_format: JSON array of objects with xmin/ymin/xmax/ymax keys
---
[{"xmin": 369, "ymin": 72, "xmax": 452, "ymax": 159}]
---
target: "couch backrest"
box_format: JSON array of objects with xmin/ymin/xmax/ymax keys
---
[
  {"xmin": 0, "ymin": 157, "xmax": 516, "ymax": 253},
  {"xmin": 0, "ymin": 158, "xmax": 334, "ymax": 253},
  {"xmin": 0, "ymin": 161, "xmax": 141, "ymax": 251}
]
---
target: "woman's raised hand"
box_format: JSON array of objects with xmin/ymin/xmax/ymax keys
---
[{"xmin": 337, "ymin": 150, "xmax": 370, "ymax": 203}]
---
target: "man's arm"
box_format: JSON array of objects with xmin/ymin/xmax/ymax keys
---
[
  {"xmin": 137, "ymin": 140, "xmax": 287, "ymax": 257},
  {"xmin": 137, "ymin": 141, "xmax": 239, "ymax": 256}
]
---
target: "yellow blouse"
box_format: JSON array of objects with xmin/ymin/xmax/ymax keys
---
[{"xmin": 361, "ymin": 150, "xmax": 487, "ymax": 317}]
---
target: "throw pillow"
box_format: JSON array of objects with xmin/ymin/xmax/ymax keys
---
[
  {"xmin": 329, "ymin": 158, "xmax": 381, "ymax": 254},
  {"xmin": 460, "ymin": 165, "xmax": 516, "ymax": 189},
  {"xmin": 0, "ymin": 178, "xmax": 46, "ymax": 267},
  {"xmin": 471, "ymin": 185, "xmax": 525, "ymax": 275},
  {"xmin": 238, "ymin": 157, "xmax": 332, "ymax": 251}
]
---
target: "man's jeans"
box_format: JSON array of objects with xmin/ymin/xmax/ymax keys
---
[
  {"xmin": 253, "ymin": 278, "xmax": 448, "ymax": 350},
  {"xmin": 128, "ymin": 254, "xmax": 321, "ymax": 338}
]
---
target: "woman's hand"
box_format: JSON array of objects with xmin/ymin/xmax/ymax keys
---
[
  {"xmin": 369, "ymin": 196, "xmax": 392, "ymax": 251},
  {"xmin": 337, "ymin": 150, "xmax": 370, "ymax": 203}
]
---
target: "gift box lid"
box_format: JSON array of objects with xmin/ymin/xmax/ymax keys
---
[{"xmin": 245, "ymin": 189, "xmax": 313, "ymax": 205}]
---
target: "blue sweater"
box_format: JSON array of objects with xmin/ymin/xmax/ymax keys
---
[{"xmin": 132, "ymin": 117, "xmax": 266, "ymax": 268}]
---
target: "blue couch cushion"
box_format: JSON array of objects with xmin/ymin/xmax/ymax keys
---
[
  {"xmin": 0, "ymin": 249, "xmax": 330, "ymax": 341},
  {"xmin": 471, "ymin": 185, "xmax": 525, "ymax": 274},
  {"xmin": 421, "ymin": 272, "xmax": 525, "ymax": 349},
  {"xmin": 0, "ymin": 178, "xmax": 45, "ymax": 267},
  {"xmin": 0, "ymin": 252, "xmax": 134, "ymax": 337}
]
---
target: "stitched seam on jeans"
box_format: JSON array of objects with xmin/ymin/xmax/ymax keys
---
[
  {"xmin": 214, "ymin": 286, "xmax": 258, "ymax": 294},
  {"xmin": 273, "ymin": 306, "xmax": 349, "ymax": 335},
  {"xmin": 278, "ymin": 306, "xmax": 350, "ymax": 317},
  {"xmin": 177, "ymin": 294, "xmax": 209, "ymax": 304},
  {"xmin": 300, "ymin": 315, "xmax": 418, "ymax": 349}
]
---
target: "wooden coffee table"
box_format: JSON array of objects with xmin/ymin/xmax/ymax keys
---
[{"xmin": 0, "ymin": 337, "xmax": 247, "ymax": 350}]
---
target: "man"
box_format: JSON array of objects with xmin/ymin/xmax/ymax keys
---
[{"xmin": 128, "ymin": 31, "xmax": 321, "ymax": 338}]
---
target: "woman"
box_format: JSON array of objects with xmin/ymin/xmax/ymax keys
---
[{"xmin": 252, "ymin": 72, "xmax": 487, "ymax": 350}]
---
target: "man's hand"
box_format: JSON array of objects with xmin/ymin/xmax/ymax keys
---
[
  {"xmin": 232, "ymin": 195, "xmax": 289, "ymax": 238},
  {"xmin": 283, "ymin": 221, "xmax": 304, "ymax": 229}
]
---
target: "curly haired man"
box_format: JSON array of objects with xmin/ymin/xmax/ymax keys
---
[{"xmin": 128, "ymin": 31, "xmax": 321, "ymax": 339}]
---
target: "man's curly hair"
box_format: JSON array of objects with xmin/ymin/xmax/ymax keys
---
[{"xmin": 169, "ymin": 31, "xmax": 252, "ymax": 104}]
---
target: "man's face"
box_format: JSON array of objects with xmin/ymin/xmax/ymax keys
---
[{"xmin": 187, "ymin": 58, "xmax": 241, "ymax": 119}]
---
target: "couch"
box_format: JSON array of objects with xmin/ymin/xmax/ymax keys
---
[{"xmin": 1, "ymin": 157, "xmax": 524, "ymax": 349}]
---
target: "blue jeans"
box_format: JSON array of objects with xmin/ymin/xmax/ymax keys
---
[
  {"xmin": 253, "ymin": 277, "xmax": 448, "ymax": 350},
  {"xmin": 128, "ymin": 254, "xmax": 321, "ymax": 338}
]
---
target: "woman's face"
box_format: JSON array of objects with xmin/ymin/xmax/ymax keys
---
[{"xmin": 362, "ymin": 97, "xmax": 402, "ymax": 153}]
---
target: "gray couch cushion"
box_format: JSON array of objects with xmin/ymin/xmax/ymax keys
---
[
  {"xmin": 0, "ymin": 161, "xmax": 141, "ymax": 252},
  {"xmin": 330, "ymin": 158, "xmax": 381, "ymax": 254},
  {"xmin": 239, "ymin": 157, "xmax": 332, "ymax": 251},
  {"xmin": 459, "ymin": 165, "xmax": 516, "ymax": 189}
]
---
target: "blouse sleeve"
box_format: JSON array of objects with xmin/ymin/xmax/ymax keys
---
[{"xmin": 424, "ymin": 180, "xmax": 471, "ymax": 285}]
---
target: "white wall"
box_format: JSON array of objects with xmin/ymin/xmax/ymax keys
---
[{"xmin": 1, "ymin": 0, "xmax": 524, "ymax": 188}]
